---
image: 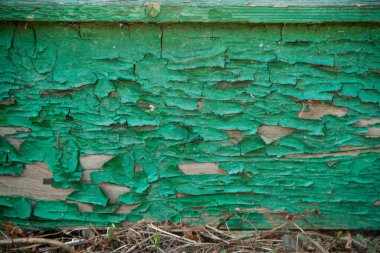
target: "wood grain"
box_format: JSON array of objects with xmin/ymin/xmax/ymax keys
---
[
  {"xmin": 0, "ymin": 162, "xmax": 74, "ymax": 200},
  {"xmin": 0, "ymin": 0, "xmax": 379, "ymax": 23}
]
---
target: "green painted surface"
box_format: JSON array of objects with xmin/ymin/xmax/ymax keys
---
[
  {"xmin": 1, "ymin": 0, "xmax": 380, "ymax": 23},
  {"xmin": 0, "ymin": 22, "xmax": 379, "ymax": 229}
]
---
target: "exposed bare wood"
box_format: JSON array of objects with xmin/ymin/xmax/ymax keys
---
[
  {"xmin": 298, "ymin": 102, "xmax": 348, "ymax": 119},
  {"xmin": 4, "ymin": 137, "xmax": 25, "ymax": 151},
  {"xmin": 0, "ymin": 162, "xmax": 74, "ymax": 200},
  {"xmin": 178, "ymin": 163, "xmax": 227, "ymax": 175},
  {"xmin": 0, "ymin": 127, "xmax": 31, "ymax": 136},
  {"xmin": 80, "ymin": 155, "xmax": 115, "ymax": 182},
  {"xmin": 0, "ymin": 127, "xmax": 30, "ymax": 150},
  {"xmin": 197, "ymin": 100, "xmax": 203, "ymax": 112},
  {"xmin": 81, "ymin": 169, "xmax": 98, "ymax": 182},
  {"xmin": 366, "ymin": 127, "xmax": 380, "ymax": 138},
  {"xmin": 134, "ymin": 163, "xmax": 144, "ymax": 172},
  {"xmin": 354, "ymin": 118, "xmax": 380, "ymax": 126},
  {"xmin": 79, "ymin": 154, "xmax": 115, "ymax": 170},
  {"xmin": 258, "ymin": 125, "xmax": 296, "ymax": 144},
  {"xmin": 99, "ymin": 183, "xmax": 131, "ymax": 202},
  {"xmin": 286, "ymin": 146, "xmax": 380, "ymax": 158},
  {"xmin": 66, "ymin": 201, "xmax": 94, "ymax": 212},
  {"xmin": 226, "ymin": 130, "xmax": 243, "ymax": 145},
  {"xmin": 338, "ymin": 145, "xmax": 370, "ymax": 151},
  {"xmin": 114, "ymin": 204, "xmax": 140, "ymax": 214},
  {"xmin": 176, "ymin": 192, "xmax": 190, "ymax": 198}
]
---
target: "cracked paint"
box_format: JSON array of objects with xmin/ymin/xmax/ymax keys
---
[{"xmin": 0, "ymin": 22, "xmax": 379, "ymax": 229}]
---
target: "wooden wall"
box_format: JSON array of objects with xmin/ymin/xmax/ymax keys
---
[{"xmin": 0, "ymin": 22, "xmax": 379, "ymax": 229}]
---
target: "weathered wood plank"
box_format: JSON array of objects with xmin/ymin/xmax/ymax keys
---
[
  {"xmin": 0, "ymin": 0, "xmax": 380, "ymax": 23},
  {"xmin": 0, "ymin": 22, "xmax": 379, "ymax": 229}
]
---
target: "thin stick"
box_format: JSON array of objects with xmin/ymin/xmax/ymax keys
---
[
  {"xmin": 170, "ymin": 227, "xmax": 204, "ymax": 233},
  {"xmin": 89, "ymin": 223, "xmax": 101, "ymax": 237},
  {"xmin": 202, "ymin": 228, "xmax": 230, "ymax": 244},
  {"xmin": 0, "ymin": 230, "xmax": 9, "ymax": 240},
  {"xmin": 10, "ymin": 244, "xmax": 41, "ymax": 251},
  {"xmin": 37, "ymin": 231, "xmax": 65, "ymax": 238},
  {"xmin": 205, "ymin": 225, "xmax": 235, "ymax": 239},
  {"xmin": 232, "ymin": 221, "xmax": 292, "ymax": 242},
  {"xmin": 55, "ymin": 131, "xmax": 62, "ymax": 150},
  {"xmin": 0, "ymin": 238, "xmax": 76, "ymax": 253},
  {"xmin": 293, "ymin": 222, "xmax": 328, "ymax": 253},
  {"xmin": 217, "ymin": 209, "xmax": 239, "ymax": 229},
  {"xmin": 147, "ymin": 224, "xmax": 198, "ymax": 244},
  {"xmin": 225, "ymin": 221, "xmax": 231, "ymax": 233},
  {"xmin": 168, "ymin": 243, "xmax": 216, "ymax": 253},
  {"xmin": 121, "ymin": 235, "xmax": 153, "ymax": 253},
  {"xmin": 129, "ymin": 227, "xmax": 142, "ymax": 237}
]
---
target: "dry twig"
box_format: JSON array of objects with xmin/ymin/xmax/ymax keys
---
[
  {"xmin": 0, "ymin": 238, "xmax": 76, "ymax": 253},
  {"xmin": 293, "ymin": 222, "xmax": 329, "ymax": 253},
  {"xmin": 217, "ymin": 208, "xmax": 240, "ymax": 229},
  {"xmin": 147, "ymin": 223, "xmax": 199, "ymax": 244}
]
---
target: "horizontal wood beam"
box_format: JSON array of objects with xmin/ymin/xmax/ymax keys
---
[{"xmin": 0, "ymin": 0, "xmax": 380, "ymax": 23}]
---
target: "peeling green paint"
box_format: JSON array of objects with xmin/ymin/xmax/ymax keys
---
[
  {"xmin": 0, "ymin": 22, "xmax": 379, "ymax": 229},
  {"xmin": 68, "ymin": 184, "xmax": 109, "ymax": 206},
  {"xmin": 0, "ymin": 196, "xmax": 31, "ymax": 219}
]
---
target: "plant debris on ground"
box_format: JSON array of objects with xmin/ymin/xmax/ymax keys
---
[{"xmin": 0, "ymin": 219, "xmax": 379, "ymax": 253}]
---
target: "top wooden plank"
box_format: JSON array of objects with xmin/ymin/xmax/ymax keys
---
[{"xmin": 0, "ymin": 0, "xmax": 380, "ymax": 23}]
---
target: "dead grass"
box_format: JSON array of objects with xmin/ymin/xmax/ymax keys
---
[{"xmin": 0, "ymin": 219, "xmax": 379, "ymax": 253}]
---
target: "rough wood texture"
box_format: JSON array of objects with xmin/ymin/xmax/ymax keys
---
[
  {"xmin": 0, "ymin": 162, "xmax": 74, "ymax": 200},
  {"xmin": 178, "ymin": 163, "xmax": 227, "ymax": 175},
  {"xmin": 0, "ymin": 0, "xmax": 380, "ymax": 23},
  {"xmin": 0, "ymin": 22, "xmax": 379, "ymax": 229}
]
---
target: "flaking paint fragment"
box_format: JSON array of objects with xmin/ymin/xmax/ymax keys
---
[
  {"xmin": 68, "ymin": 184, "xmax": 109, "ymax": 206},
  {"xmin": 0, "ymin": 196, "xmax": 31, "ymax": 219}
]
